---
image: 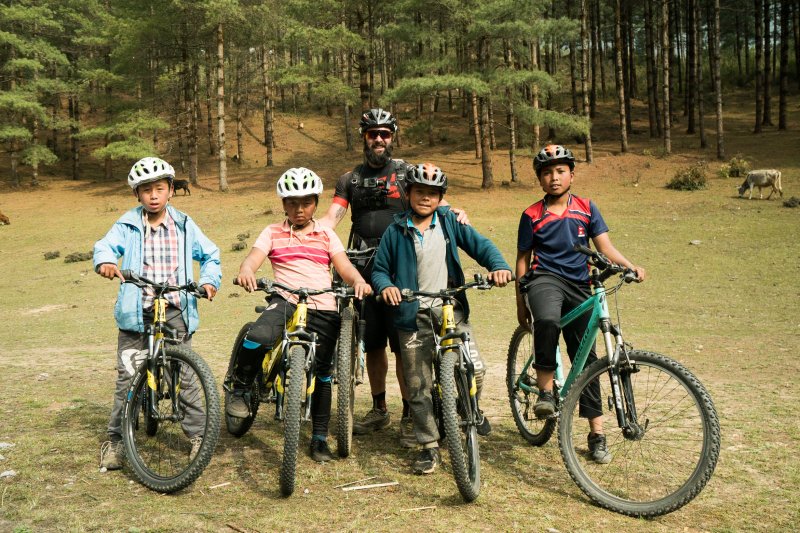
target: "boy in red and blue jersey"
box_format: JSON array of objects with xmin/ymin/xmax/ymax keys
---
[{"xmin": 515, "ymin": 144, "xmax": 646, "ymax": 464}]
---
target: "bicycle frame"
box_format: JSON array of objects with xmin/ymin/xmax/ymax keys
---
[
  {"xmin": 142, "ymin": 295, "xmax": 184, "ymax": 423},
  {"xmin": 434, "ymin": 299, "xmax": 478, "ymax": 409}
]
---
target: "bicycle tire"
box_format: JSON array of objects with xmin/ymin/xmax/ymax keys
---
[
  {"xmin": 143, "ymin": 386, "xmax": 158, "ymax": 436},
  {"xmin": 122, "ymin": 345, "xmax": 221, "ymax": 493},
  {"xmin": 225, "ymin": 323, "xmax": 260, "ymax": 437},
  {"xmin": 506, "ymin": 325, "xmax": 556, "ymax": 446},
  {"xmin": 558, "ymin": 350, "xmax": 720, "ymax": 517},
  {"xmin": 439, "ymin": 349, "xmax": 481, "ymax": 502},
  {"xmin": 335, "ymin": 307, "xmax": 355, "ymax": 458},
  {"xmin": 279, "ymin": 344, "xmax": 306, "ymax": 497}
]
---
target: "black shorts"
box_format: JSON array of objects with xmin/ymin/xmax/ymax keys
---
[{"xmin": 358, "ymin": 295, "xmax": 400, "ymax": 354}]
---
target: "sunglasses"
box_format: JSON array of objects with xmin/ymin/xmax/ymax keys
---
[{"xmin": 365, "ymin": 130, "xmax": 393, "ymax": 140}]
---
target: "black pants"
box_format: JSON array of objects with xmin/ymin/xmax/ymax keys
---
[
  {"xmin": 231, "ymin": 297, "xmax": 341, "ymax": 436},
  {"xmin": 524, "ymin": 273, "xmax": 602, "ymax": 419}
]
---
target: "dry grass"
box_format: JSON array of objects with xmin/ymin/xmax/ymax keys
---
[{"xmin": 1, "ymin": 90, "xmax": 799, "ymax": 532}]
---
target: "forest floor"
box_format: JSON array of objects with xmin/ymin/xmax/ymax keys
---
[{"xmin": 0, "ymin": 90, "xmax": 799, "ymax": 532}]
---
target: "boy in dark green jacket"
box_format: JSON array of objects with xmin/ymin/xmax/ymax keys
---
[{"xmin": 372, "ymin": 163, "xmax": 512, "ymax": 475}]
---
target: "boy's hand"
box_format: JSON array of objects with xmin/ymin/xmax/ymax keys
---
[
  {"xmin": 353, "ymin": 281, "xmax": 372, "ymax": 300},
  {"xmin": 201, "ymin": 284, "xmax": 217, "ymax": 301},
  {"xmin": 381, "ymin": 286, "xmax": 402, "ymax": 306},
  {"xmin": 235, "ymin": 268, "xmax": 258, "ymax": 292},
  {"xmin": 517, "ymin": 301, "xmax": 531, "ymax": 329},
  {"xmin": 450, "ymin": 207, "xmax": 471, "ymax": 226},
  {"xmin": 488, "ymin": 269, "xmax": 513, "ymax": 287},
  {"xmin": 632, "ymin": 266, "xmax": 646, "ymax": 282},
  {"xmin": 98, "ymin": 263, "xmax": 123, "ymax": 281}
]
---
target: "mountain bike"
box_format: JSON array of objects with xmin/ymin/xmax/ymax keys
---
[
  {"xmin": 507, "ymin": 245, "xmax": 720, "ymax": 517},
  {"xmin": 332, "ymin": 247, "xmax": 374, "ymax": 458},
  {"xmin": 118, "ymin": 270, "xmax": 221, "ymax": 493},
  {"xmin": 224, "ymin": 278, "xmax": 352, "ymax": 496},
  {"xmin": 396, "ymin": 275, "xmax": 497, "ymax": 502}
]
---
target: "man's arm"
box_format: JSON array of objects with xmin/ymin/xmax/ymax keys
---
[{"xmin": 318, "ymin": 200, "xmax": 348, "ymax": 229}]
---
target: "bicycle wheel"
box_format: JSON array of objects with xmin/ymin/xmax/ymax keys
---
[
  {"xmin": 506, "ymin": 325, "xmax": 556, "ymax": 446},
  {"xmin": 122, "ymin": 345, "xmax": 221, "ymax": 493},
  {"xmin": 142, "ymin": 381, "xmax": 159, "ymax": 436},
  {"xmin": 439, "ymin": 349, "xmax": 481, "ymax": 502},
  {"xmin": 279, "ymin": 345, "xmax": 306, "ymax": 497},
  {"xmin": 225, "ymin": 323, "xmax": 260, "ymax": 437},
  {"xmin": 558, "ymin": 350, "xmax": 720, "ymax": 517},
  {"xmin": 335, "ymin": 307, "xmax": 355, "ymax": 458}
]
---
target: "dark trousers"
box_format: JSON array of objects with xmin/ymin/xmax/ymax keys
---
[{"xmin": 524, "ymin": 273, "xmax": 602, "ymax": 419}]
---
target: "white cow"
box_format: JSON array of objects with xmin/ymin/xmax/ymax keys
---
[{"xmin": 738, "ymin": 169, "xmax": 783, "ymax": 200}]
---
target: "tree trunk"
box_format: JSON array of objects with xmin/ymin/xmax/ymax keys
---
[
  {"xmin": 505, "ymin": 44, "xmax": 519, "ymax": 182},
  {"xmin": 531, "ymin": 40, "xmax": 541, "ymax": 149},
  {"xmin": 344, "ymin": 103, "xmax": 353, "ymax": 152},
  {"xmin": 734, "ymin": 12, "xmax": 743, "ymax": 80},
  {"xmin": 597, "ymin": 0, "xmax": 607, "ymax": 97},
  {"xmin": 261, "ymin": 47, "xmax": 274, "ymax": 165},
  {"xmin": 661, "ymin": 0, "xmax": 671, "ymax": 154},
  {"xmin": 581, "ymin": 0, "xmax": 594, "ymax": 164},
  {"xmin": 235, "ymin": 58, "xmax": 245, "ymax": 163},
  {"xmin": 69, "ymin": 95, "xmax": 80, "ymax": 180},
  {"xmin": 696, "ymin": 0, "xmax": 707, "ymax": 148},
  {"xmin": 686, "ymin": 0, "xmax": 696, "ymax": 133},
  {"xmin": 590, "ymin": 0, "xmax": 598, "ymax": 117},
  {"xmin": 568, "ymin": 0, "xmax": 580, "ymax": 113},
  {"xmin": 185, "ymin": 56, "xmax": 198, "ymax": 184},
  {"xmin": 754, "ymin": 0, "xmax": 763, "ymax": 132},
  {"xmin": 471, "ymin": 91, "xmax": 481, "ymax": 159},
  {"xmin": 762, "ymin": 0, "xmax": 773, "ymax": 125},
  {"xmin": 206, "ymin": 53, "xmax": 216, "ymax": 155},
  {"xmin": 216, "ymin": 23, "xmax": 228, "ymax": 192},
  {"xmin": 31, "ymin": 119, "xmax": 40, "ymax": 187},
  {"xmin": 10, "ymin": 140, "xmax": 19, "ymax": 186},
  {"xmin": 104, "ymin": 133, "xmax": 112, "ymax": 179},
  {"xmin": 645, "ymin": 0, "xmax": 660, "ymax": 137},
  {"xmin": 479, "ymin": 97, "xmax": 494, "ymax": 189},
  {"xmin": 614, "ymin": 0, "xmax": 629, "ymax": 152},
  {"xmin": 745, "ymin": 7, "xmax": 751, "ymax": 77},
  {"xmin": 778, "ymin": 0, "xmax": 789, "ymax": 129},
  {"xmin": 711, "ymin": 0, "xmax": 724, "ymax": 159},
  {"xmin": 794, "ymin": 0, "xmax": 800, "ymax": 89},
  {"xmin": 488, "ymin": 99, "xmax": 496, "ymax": 150},
  {"xmin": 428, "ymin": 95, "xmax": 435, "ymax": 146},
  {"xmin": 621, "ymin": 0, "xmax": 632, "ymax": 132}
]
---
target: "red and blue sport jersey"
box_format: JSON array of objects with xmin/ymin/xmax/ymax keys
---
[{"xmin": 517, "ymin": 194, "xmax": 609, "ymax": 283}]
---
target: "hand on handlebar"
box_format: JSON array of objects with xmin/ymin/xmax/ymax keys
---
[
  {"xmin": 234, "ymin": 267, "xmax": 259, "ymax": 293},
  {"xmin": 352, "ymin": 280, "xmax": 373, "ymax": 300},
  {"xmin": 628, "ymin": 265, "xmax": 646, "ymax": 283},
  {"xmin": 487, "ymin": 270, "xmax": 513, "ymax": 287},
  {"xmin": 98, "ymin": 263, "xmax": 123, "ymax": 281},
  {"xmin": 381, "ymin": 286, "xmax": 402, "ymax": 306},
  {"xmin": 201, "ymin": 284, "xmax": 217, "ymax": 300}
]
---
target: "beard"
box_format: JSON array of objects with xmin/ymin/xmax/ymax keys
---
[{"xmin": 363, "ymin": 141, "xmax": 393, "ymax": 168}]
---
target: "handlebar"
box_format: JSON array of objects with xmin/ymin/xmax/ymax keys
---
[
  {"xmin": 572, "ymin": 244, "xmax": 638, "ymax": 283},
  {"xmin": 396, "ymin": 274, "xmax": 503, "ymax": 303},
  {"xmin": 345, "ymin": 247, "xmax": 377, "ymax": 260},
  {"xmin": 232, "ymin": 277, "xmax": 354, "ymax": 299},
  {"xmin": 119, "ymin": 269, "xmax": 208, "ymax": 298}
]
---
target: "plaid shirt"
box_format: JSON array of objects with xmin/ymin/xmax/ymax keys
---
[{"xmin": 141, "ymin": 211, "xmax": 180, "ymax": 310}]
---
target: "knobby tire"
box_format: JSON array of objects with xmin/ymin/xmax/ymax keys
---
[
  {"xmin": 225, "ymin": 322, "xmax": 260, "ymax": 437},
  {"xmin": 122, "ymin": 345, "xmax": 221, "ymax": 493},
  {"xmin": 335, "ymin": 307, "xmax": 355, "ymax": 458},
  {"xmin": 279, "ymin": 345, "xmax": 306, "ymax": 497}
]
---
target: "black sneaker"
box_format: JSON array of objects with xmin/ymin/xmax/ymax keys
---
[
  {"xmin": 309, "ymin": 439, "xmax": 334, "ymax": 462},
  {"xmin": 534, "ymin": 390, "xmax": 557, "ymax": 419},
  {"xmin": 587, "ymin": 433, "xmax": 612, "ymax": 464},
  {"xmin": 412, "ymin": 447, "xmax": 441, "ymax": 475},
  {"xmin": 476, "ymin": 412, "xmax": 492, "ymax": 436}
]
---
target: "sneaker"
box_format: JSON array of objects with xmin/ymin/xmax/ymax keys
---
[
  {"xmin": 310, "ymin": 439, "xmax": 334, "ymax": 462},
  {"xmin": 476, "ymin": 411, "xmax": 492, "ymax": 436},
  {"xmin": 99, "ymin": 440, "xmax": 124, "ymax": 471},
  {"xmin": 352, "ymin": 407, "xmax": 390, "ymax": 435},
  {"xmin": 189, "ymin": 436, "xmax": 203, "ymax": 462},
  {"xmin": 225, "ymin": 389, "xmax": 250, "ymax": 418},
  {"xmin": 534, "ymin": 390, "xmax": 557, "ymax": 419},
  {"xmin": 587, "ymin": 433, "xmax": 612, "ymax": 464},
  {"xmin": 412, "ymin": 447, "xmax": 441, "ymax": 475},
  {"xmin": 399, "ymin": 416, "xmax": 416, "ymax": 448}
]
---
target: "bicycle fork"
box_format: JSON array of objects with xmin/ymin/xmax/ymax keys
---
[{"xmin": 601, "ymin": 320, "xmax": 645, "ymax": 441}]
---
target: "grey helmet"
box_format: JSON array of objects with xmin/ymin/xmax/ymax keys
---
[
  {"xmin": 359, "ymin": 108, "xmax": 398, "ymax": 135},
  {"xmin": 533, "ymin": 144, "xmax": 575, "ymax": 176},
  {"xmin": 407, "ymin": 163, "xmax": 447, "ymax": 193}
]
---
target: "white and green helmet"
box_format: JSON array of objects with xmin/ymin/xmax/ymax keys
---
[
  {"xmin": 128, "ymin": 157, "xmax": 175, "ymax": 189},
  {"xmin": 276, "ymin": 167, "xmax": 324, "ymax": 199}
]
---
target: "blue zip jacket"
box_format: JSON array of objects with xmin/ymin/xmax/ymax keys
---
[
  {"xmin": 372, "ymin": 206, "xmax": 511, "ymax": 331},
  {"xmin": 93, "ymin": 205, "xmax": 222, "ymax": 333}
]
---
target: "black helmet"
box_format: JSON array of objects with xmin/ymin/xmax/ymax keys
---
[
  {"xmin": 533, "ymin": 144, "xmax": 575, "ymax": 176},
  {"xmin": 407, "ymin": 163, "xmax": 447, "ymax": 193},
  {"xmin": 359, "ymin": 108, "xmax": 398, "ymax": 135}
]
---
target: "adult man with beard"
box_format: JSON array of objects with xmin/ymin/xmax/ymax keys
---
[{"xmin": 320, "ymin": 108, "xmax": 473, "ymax": 447}]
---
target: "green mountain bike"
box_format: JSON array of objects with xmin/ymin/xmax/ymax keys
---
[{"xmin": 507, "ymin": 245, "xmax": 720, "ymax": 517}]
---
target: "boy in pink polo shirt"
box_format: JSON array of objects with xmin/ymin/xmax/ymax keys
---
[{"xmin": 225, "ymin": 167, "xmax": 371, "ymax": 462}]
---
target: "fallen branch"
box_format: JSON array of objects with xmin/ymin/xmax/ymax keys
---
[
  {"xmin": 341, "ymin": 481, "xmax": 399, "ymax": 492},
  {"xmin": 209, "ymin": 481, "xmax": 232, "ymax": 490},
  {"xmin": 398, "ymin": 506, "xmax": 436, "ymax": 513},
  {"xmin": 333, "ymin": 476, "xmax": 377, "ymax": 489}
]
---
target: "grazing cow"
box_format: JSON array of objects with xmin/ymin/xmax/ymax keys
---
[
  {"xmin": 0, "ymin": 211, "xmax": 9, "ymax": 225},
  {"xmin": 173, "ymin": 179, "xmax": 191, "ymax": 196},
  {"xmin": 738, "ymin": 169, "xmax": 783, "ymax": 200}
]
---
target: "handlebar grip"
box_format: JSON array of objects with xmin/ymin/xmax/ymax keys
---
[
  {"xmin": 195, "ymin": 285, "xmax": 208, "ymax": 298},
  {"xmin": 622, "ymin": 269, "xmax": 639, "ymax": 283},
  {"xmin": 573, "ymin": 243, "xmax": 596, "ymax": 257},
  {"xmin": 119, "ymin": 269, "xmax": 135, "ymax": 280}
]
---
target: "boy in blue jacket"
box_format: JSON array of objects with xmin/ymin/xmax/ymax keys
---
[
  {"xmin": 372, "ymin": 163, "xmax": 512, "ymax": 475},
  {"xmin": 93, "ymin": 157, "xmax": 221, "ymax": 471}
]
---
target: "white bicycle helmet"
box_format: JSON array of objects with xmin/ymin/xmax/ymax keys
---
[
  {"xmin": 276, "ymin": 167, "xmax": 324, "ymax": 198},
  {"xmin": 128, "ymin": 157, "xmax": 175, "ymax": 189}
]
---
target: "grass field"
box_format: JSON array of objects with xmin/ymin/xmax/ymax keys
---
[{"xmin": 1, "ymin": 94, "xmax": 799, "ymax": 532}]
